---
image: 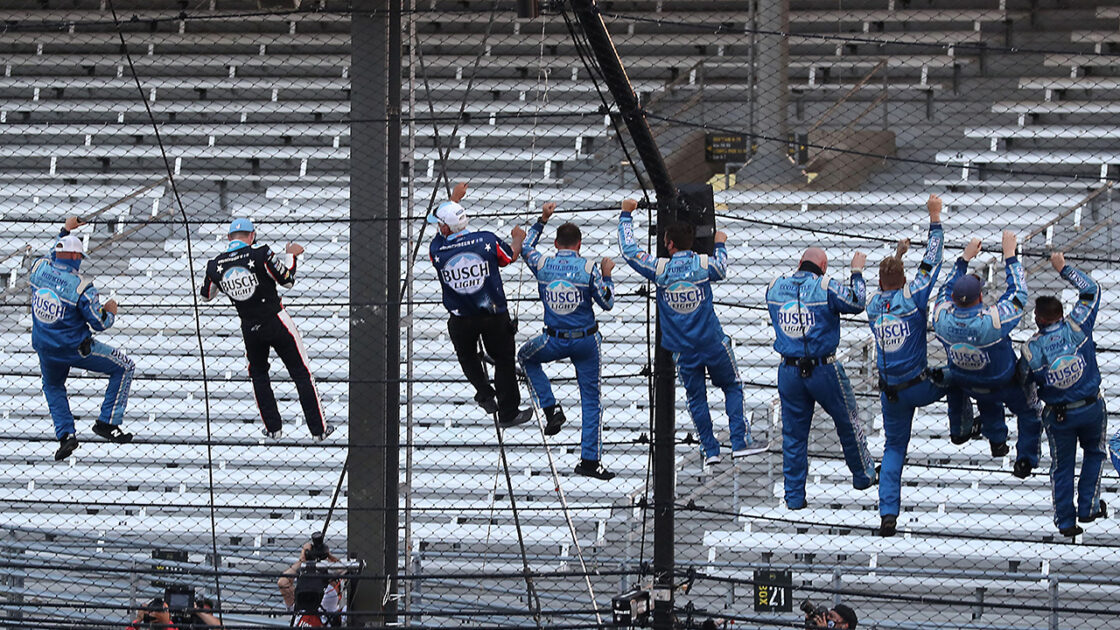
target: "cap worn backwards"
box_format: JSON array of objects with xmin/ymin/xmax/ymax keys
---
[
  {"xmin": 228, "ymin": 218, "xmax": 255, "ymax": 234},
  {"xmin": 55, "ymin": 235, "xmax": 84, "ymax": 256},
  {"xmin": 428, "ymin": 201, "xmax": 469, "ymax": 231},
  {"xmin": 951, "ymin": 274, "xmax": 984, "ymax": 307}
]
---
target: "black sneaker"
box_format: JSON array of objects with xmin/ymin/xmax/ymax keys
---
[
  {"xmin": 474, "ymin": 392, "xmax": 499, "ymax": 415},
  {"xmin": 1059, "ymin": 524, "xmax": 1083, "ymax": 537},
  {"xmin": 951, "ymin": 422, "xmax": 982, "ymax": 445},
  {"xmin": 990, "ymin": 441, "xmax": 1010, "ymax": 458},
  {"xmin": 574, "ymin": 459, "xmax": 616, "ymax": 480},
  {"xmin": 54, "ymin": 434, "xmax": 78, "ymax": 461},
  {"xmin": 92, "ymin": 421, "xmax": 133, "ymax": 444},
  {"xmin": 543, "ymin": 405, "xmax": 566, "ymax": 436},
  {"xmin": 1012, "ymin": 458, "xmax": 1033, "ymax": 479},
  {"xmin": 498, "ymin": 408, "xmax": 533, "ymax": 429},
  {"xmin": 879, "ymin": 514, "xmax": 898, "ymax": 537},
  {"xmin": 313, "ymin": 424, "xmax": 336, "ymax": 442},
  {"xmin": 1079, "ymin": 500, "xmax": 1108, "ymax": 523}
]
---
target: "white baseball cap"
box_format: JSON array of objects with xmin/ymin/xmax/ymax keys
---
[
  {"xmin": 55, "ymin": 235, "xmax": 84, "ymax": 257},
  {"xmin": 427, "ymin": 201, "xmax": 469, "ymax": 230}
]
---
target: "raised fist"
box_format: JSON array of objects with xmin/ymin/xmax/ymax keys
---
[
  {"xmin": 714, "ymin": 230, "xmax": 728, "ymax": 244},
  {"xmin": 851, "ymin": 251, "xmax": 867, "ymax": 272},
  {"xmin": 511, "ymin": 225, "xmax": 527, "ymax": 241},
  {"xmin": 451, "ymin": 182, "xmax": 468, "ymax": 203},
  {"xmin": 103, "ymin": 299, "xmax": 119, "ymax": 315},
  {"xmin": 601, "ymin": 257, "xmax": 615, "ymax": 276},
  {"xmin": 621, "ymin": 198, "xmax": 638, "ymax": 213},
  {"xmin": 895, "ymin": 238, "xmax": 910, "ymax": 258},
  {"xmin": 540, "ymin": 202, "xmax": 557, "ymax": 223},
  {"xmin": 285, "ymin": 242, "xmax": 305, "ymax": 256},
  {"xmin": 963, "ymin": 238, "xmax": 982, "ymax": 261},
  {"xmin": 64, "ymin": 216, "xmax": 86, "ymax": 231},
  {"xmin": 1001, "ymin": 230, "xmax": 1018, "ymax": 259},
  {"xmin": 926, "ymin": 194, "xmax": 942, "ymax": 222},
  {"xmin": 1050, "ymin": 251, "xmax": 1066, "ymax": 273}
]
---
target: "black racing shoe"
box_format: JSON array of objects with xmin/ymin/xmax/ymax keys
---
[
  {"xmin": 474, "ymin": 392, "xmax": 499, "ymax": 415},
  {"xmin": 1079, "ymin": 500, "xmax": 1108, "ymax": 523},
  {"xmin": 92, "ymin": 421, "xmax": 133, "ymax": 444},
  {"xmin": 574, "ymin": 459, "xmax": 616, "ymax": 481},
  {"xmin": 990, "ymin": 441, "xmax": 1010, "ymax": 458},
  {"xmin": 879, "ymin": 515, "xmax": 898, "ymax": 538},
  {"xmin": 498, "ymin": 408, "xmax": 534, "ymax": 429},
  {"xmin": 313, "ymin": 424, "xmax": 336, "ymax": 442},
  {"xmin": 1012, "ymin": 458, "xmax": 1034, "ymax": 479},
  {"xmin": 54, "ymin": 434, "xmax": 78, "ymax": 461},
  {"xmin": 1059, "ymin": 524, "xmax": 1084, "ymax": 538},
  {"xmin": 543, "ymin": 405, "xmax": 566, "ymax": 436},
  {"xmin": 951, "ymin": 422, "xmax": 983, "ymax": 445}
]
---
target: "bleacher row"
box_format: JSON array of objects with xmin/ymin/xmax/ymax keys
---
[{"xmin": 1, "ymin": 0, "xmax": 1120, "ymax": 628}]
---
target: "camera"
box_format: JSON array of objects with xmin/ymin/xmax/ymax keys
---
[
  {"xmin": 306, "ymin": 531, "xmax": 330, "ymax": 563},
  {"xmin": 801, "ymin": 600, "xmax": 829, "ymax": 624},
  {"xmin": 164, "ymin": 584, "xmax": 195, "ymax": 614}
]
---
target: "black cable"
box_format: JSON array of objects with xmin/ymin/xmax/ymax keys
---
[{"xmin": 105, "ymin": 1, "xmax": 224, "ymax": 621}]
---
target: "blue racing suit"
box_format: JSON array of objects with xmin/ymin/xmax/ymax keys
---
[
  {"xmin": 866, "ymin": 222, "xmax": 970, "ymax": 516},
  {"xmin": 518, "ymin": 221, "xmax": 614, "ymax": 461},
  {"xmin": 933, "ymin": 255, "xmax": 1042, "ymax": 465},
  {"xmin": 767, "ymin": 264, "xmax": 875, "ymax": 509},
  {"xmin": 29, "ymin": 229, "xmax": 134, "ymax": 439},
  {"xmin": 618, "ymin": 211, "xmax": 754, "ymax": 459},
  {"xmin": 1022, "ymin": 265, "xmax": 1107, "ymax": 529}
]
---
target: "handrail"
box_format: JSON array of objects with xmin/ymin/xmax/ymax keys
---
[
  {"xmin": 1028, "ymin": 218, "xmax": 1113, "ymax": 274},
  {"xmin": 805, "ymin": 58, "xmax": 887, "ymax": 136},
  {"xmin": 0, "ymin": 244, "xmax": 31, "ymax": 267},
  {"xmin": 1024, "ymin": 180, "xmax": 1113, "ymax": 245}
]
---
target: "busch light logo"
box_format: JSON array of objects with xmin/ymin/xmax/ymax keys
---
[
  {"xmin": 544, "ymin": 279, "xmax": 582, "ymax": 315},
  {"xmin": 873, "ymin": 313, "xmax": 911, "ymax": 353},
  {"xmin": 220, "ymin": 266, "xmax": 259, "ymax": 302},
  {"xmin": 31, "ymin": 287, "xmax": 65, "ymax": 324},
  {"xmin": 1045, "ymin": 354, "xmax": 1085, "ymax": 390},
  {"xmin": 949, "ymin": 343, "xmax": 988, "ymax": 371},
  {"xmin": 664, "ymin": 281, "xmax": 704, "ymax": 314},
  {"xmin": 441, "ymin": 252, "xmax": 489, "ymax": 294},
  {"xmin": 777, "ymin": 301, "xmax": 814, "ymax": 339}
]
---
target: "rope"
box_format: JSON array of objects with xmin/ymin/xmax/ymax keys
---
[{"xmin": 105, "ymin": 0, "xmax": 224, "ymax": 622}]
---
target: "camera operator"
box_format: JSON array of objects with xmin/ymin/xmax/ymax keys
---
[
  {"xmin": 803, "ymin": 601, "xmax": 858, "ymax": 629},
  {"xmin": 278, "ymin": 535, "xmax": 344, "ymax": 627},
  {"xmin": 126, "ymin": 595, "xmax": 223, "ymax": 630}
]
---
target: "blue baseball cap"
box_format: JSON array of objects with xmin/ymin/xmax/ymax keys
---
[
  {"xmin": 952, "ymin": 274, "xmax": 984, "ymax": 307},
  {"xmin": 228, "ymin": 218, "xmax": 255, "ymax": 234}
]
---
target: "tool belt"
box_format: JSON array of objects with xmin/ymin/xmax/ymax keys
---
[
  {"xmin": 783, "ymin": 354, "xmax": 835, "ymax": 378},
  {"xmin": 879, "ymin": 369, "xmax": 931, "ymax": 403},
  {"xmin": 546, "ymin": 324, "xmax": 598, "ymax": 340},
  {"xmin": 1047, "ymin": 394, "xmax": 1100, "ymax": 424}
]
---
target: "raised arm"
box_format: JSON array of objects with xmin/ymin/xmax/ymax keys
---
[
  {"xmin": 937, "ymin": 237, "xmax": 980, "ymax": 307},
  {"xmin": 521, "ymin": 203, "xmax": 555, "ymax": 276},
  {"xmin": 617, "ymin": 199, "xmax": 658, "ymax": 281},
  {"xmin": 1054, "ymin": 252, "xmax": 1100, "ymax": 332},
  {"xmin": 77, "ymin": 284, "xmax": 115, "ymax": 331},
  {"xmin": 708, "ymin": 231, "xmax": 729, "ymax": 281},
  {"xmin": 264, "ymin": 245, "xmax": 298, "ymax": 289},
  {"xmin": 994, "ymin": 231, "xmax": 1028, "ymax": 334},
  {"xmin": 910, "ymin": 194, "xmax": 945, "ymax": 304},
  {"xmin": 827, "ymin": 252, "xmax": 867, "ymax": 314},
  {"xmin": 592, "ymin": 257, "xmax": 615, "ymax": 311}
]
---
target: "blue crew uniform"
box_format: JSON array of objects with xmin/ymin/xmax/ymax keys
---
[
  {"xmin": 1022, "ymin": 265, "xmax": 1107, "ymax": 530},
  {"xmin": 933, "ymin": 255, "xmax": 1042, "ymax": 466},
  {"xmin": 517, "ymin": 221, "xmax": 614, "ymax": 461},
  {"xmin": 866, "ymin": 222, "xmax": 970, "ymax": 517},
  {"xmin": 29, "ymin": 229, "xmax": 134, "ymax": 440},
  {"xmin": 767, "ymin": 261, "xmax": 876, "ymax": 509},
  {"xmin": 430, "ymin": 227, "xmax": 524, "ymax": 422},
  {"xmin": 618, "ymin": 211, "xmax": 755, "ymax": 459}
]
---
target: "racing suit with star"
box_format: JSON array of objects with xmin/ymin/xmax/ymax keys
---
[
  {"xmin": 932, "ymin": 255, "xmax": 1042, "ymax": 466},
  {"xmin": 866, "ymin": 221, "xmax": 971, "ymax": 517},
  {"xmin": 767, "ymin": 264, "xmax": 876, "ymax": 510},
  {"xmin": 517, "ymin": 221, "xmax": 614, "ymax": 461},
  {"xmin": 201, "ymin": 240, "xmax": 327, "ymax": 436},
  {"xmin": 30, "ymin": 228, "xmax": 134, "ymax": 439},
  {"xmin": 430, "ymin": 227, "xmax": 524, "ymax": 423},
  {"xmin": 618, "ymin": 211, "xmax": 755, "ymax": 460},
  {"xmin": 1021, "ymin": 264, "xmax": 1107, "ymax": 530}
]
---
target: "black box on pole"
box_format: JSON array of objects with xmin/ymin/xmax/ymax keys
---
[{"xmin": 675, "ymin": 183, "xmax": 716, "ymax": 255}]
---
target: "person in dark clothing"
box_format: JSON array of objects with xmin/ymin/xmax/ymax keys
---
[
  {"xmin": 429, "ymin": 181, "xmax": 533, "ymax": 428},
  {"xmin": 201, "ymin": 218, "xmax": 331, "ymax": 440}
]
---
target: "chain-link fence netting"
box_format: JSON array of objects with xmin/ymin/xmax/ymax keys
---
[{"xmin": 2, "ymin": 0, "xmax": 1119, "ymax": 628}]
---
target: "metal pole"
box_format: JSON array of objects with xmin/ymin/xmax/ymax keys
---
[
  {"xmin": 566, "ymin": 2, "xmax": 677, "ymax": 627},
  {"xmin": 350, "ymin": 0, "xmax": 402, "ymax": 626},
  {"xmin": 402, "ymin": 0, "xmax": 418, "ymax": 622}
]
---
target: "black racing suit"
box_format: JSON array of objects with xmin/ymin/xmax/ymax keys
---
[{"xmin": 201, "ymin": 241, "xmax": 326, "ymax": 436}]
